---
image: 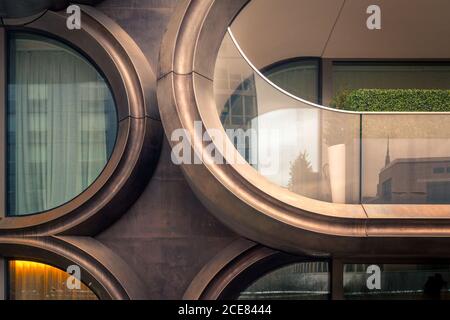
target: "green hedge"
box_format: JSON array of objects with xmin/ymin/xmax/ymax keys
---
[{"xmin": 330, "ymin": 89, "xmax": 450, "ymax": 112}]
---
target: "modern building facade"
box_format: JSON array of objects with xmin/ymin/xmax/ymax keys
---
[{"xmin": 0, "ymin": 0, "xmax": 449, "ymax": 300}]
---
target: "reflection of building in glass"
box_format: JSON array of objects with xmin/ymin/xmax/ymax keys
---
[
  {"xmin": 215, "ymin": 35, "xmax": 258, "ymax": 163},
  {"xmin": 215, "ymin": 35, "xmax": 258, "ymax": 132},
  {"xmin": 371, "ymin": 142, "xmax": 450, "ymax": 203}
]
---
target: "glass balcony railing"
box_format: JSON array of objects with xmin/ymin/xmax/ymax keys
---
[
  {"xmin": 362, "ymin": 114, "xmax": 450, "ymax": 204},
  {"xmin": 214, "ymin": 30, "xmax": 450, "ymax": 205}
]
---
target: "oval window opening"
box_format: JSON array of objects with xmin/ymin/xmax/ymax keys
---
[{"xmin": 7, "ymin": 32, "xmax": 118, "ymax": 216}]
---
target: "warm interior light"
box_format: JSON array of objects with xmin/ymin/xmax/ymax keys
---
[{"xmin": 8, "ymin": 260, "xmax": 98, "ymax": 300}]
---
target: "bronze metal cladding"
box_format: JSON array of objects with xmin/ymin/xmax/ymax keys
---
[
  {"xmin": 183, "ymin": 239, "xmax": 321, "ymax": 300},
  {"xmin": 0, "ymin": 6, "xmax": 163, "ymax": 235},
  {"xmin": 157, "ymin": 0, "xmax": 450, "ymax": 256}
]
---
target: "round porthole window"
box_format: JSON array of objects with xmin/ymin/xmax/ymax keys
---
[
  {"xmin": 6, "ymin": 31, "xmax": 117, "ymax": 216},
  {"xmin": 0, "ymin": 7, "xmax": 162, "ymax": 234}
]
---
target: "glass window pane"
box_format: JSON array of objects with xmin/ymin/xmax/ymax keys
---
[
  {"xmin": 8, "ymin": 260, "xmax": 98, "ymax": 300},
  {"xmin": 215, "ymin": 33, "xmax": 360, "ymax": 204},
  {"xmin": 362, "ymin": 114, "xmax": 450, "ymax": 204},
  {"xmin": 7, "ymin": 32, "xmax": 117, "ymax": 216},
  {"xmin": 344, "ymin": 264, "xmax": 450, "ymax": 300},
  {"xmin": 264, "ymin": 59, "xmax": 320, "ymax": 104},
  {"xmin": 239, "ymin": 262, "xmax": 330, "ymax": 300}
]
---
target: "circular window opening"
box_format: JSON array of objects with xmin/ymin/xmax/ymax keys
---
[{"xmin": 6, "ymin": 31, "xmax": 117, "ymax": 216}]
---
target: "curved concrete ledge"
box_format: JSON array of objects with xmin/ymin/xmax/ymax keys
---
[
  {"xmin": 157, "ymin": 0, "xmax": 450, "ymax": 256},
  {"xmin": 0, "ymin": 235, "xmax": 147, "ymax": 299},
  {"xmin": 0, "ymin": 6, "xmax": 163, "ymax": 235}
]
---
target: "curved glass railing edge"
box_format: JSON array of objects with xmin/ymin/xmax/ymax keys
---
[{"xmin": 227, "ymin": 28, "xmax": 450, "ymax": 116}]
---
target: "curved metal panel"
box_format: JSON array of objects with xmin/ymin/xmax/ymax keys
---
[
  {"xmin": 0, "ymin": 7, "xmax": 162, "ymax": 235},
  {"xmin": 184, "ymin": 239, "xmax": 320, "ymax": 300}
]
